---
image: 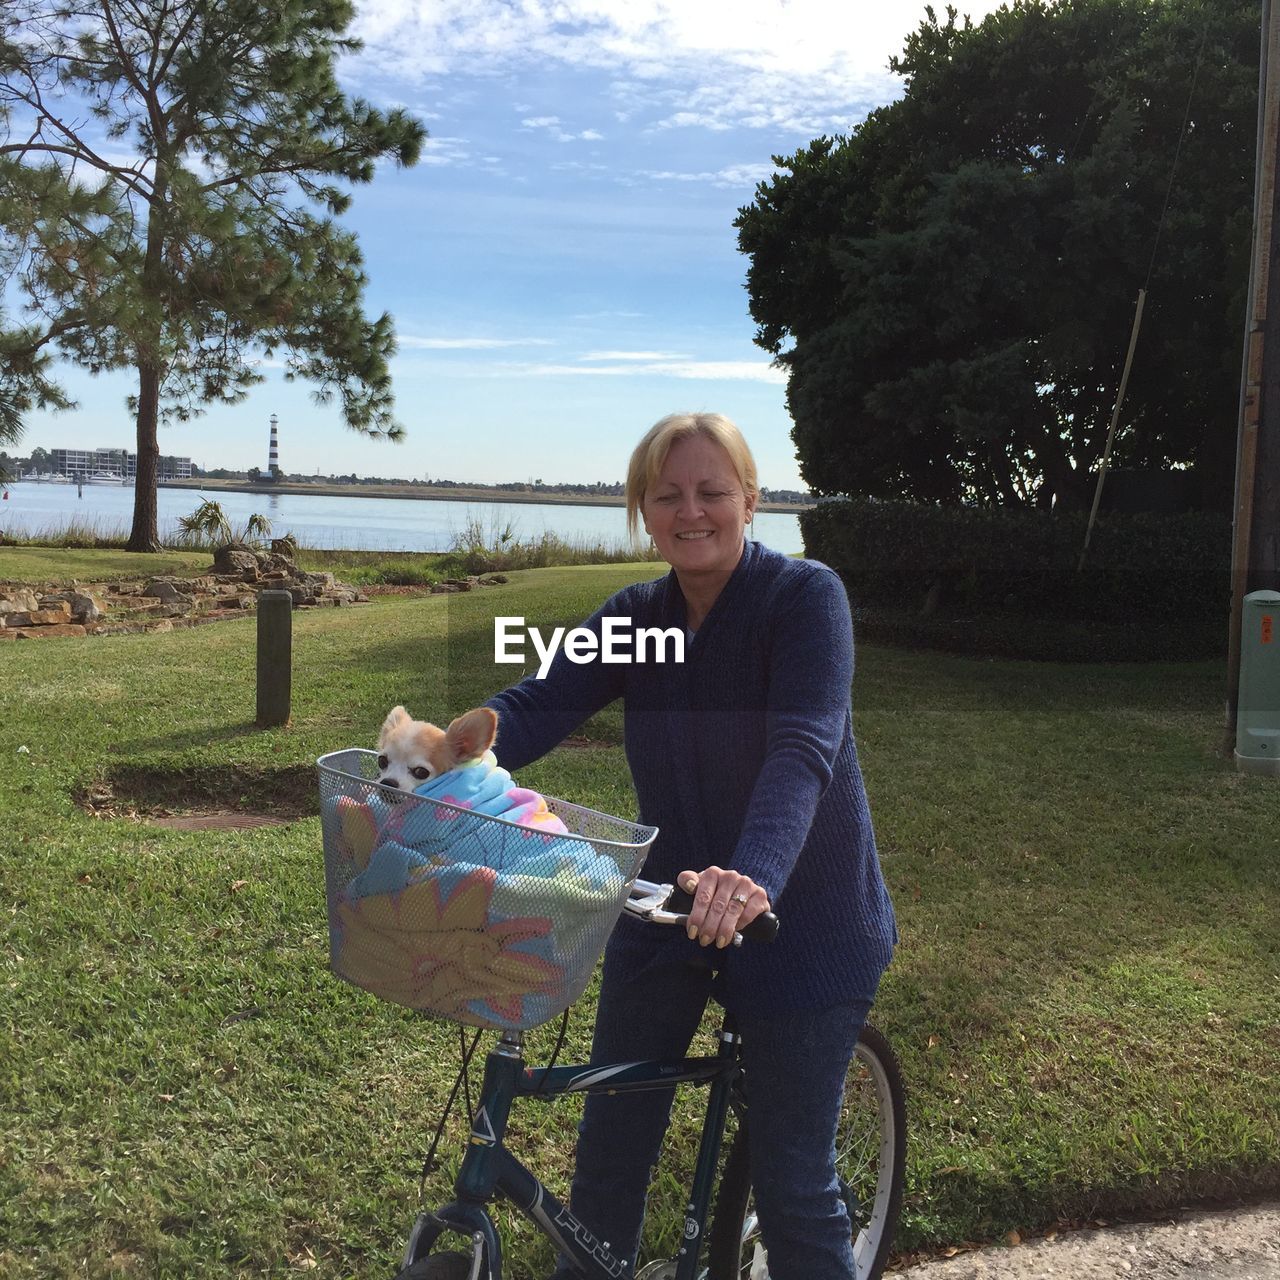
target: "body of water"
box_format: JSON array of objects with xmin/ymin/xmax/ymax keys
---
[{"xmin": 0, "ymin": 481, "xmax": 805, "ymax": 557}]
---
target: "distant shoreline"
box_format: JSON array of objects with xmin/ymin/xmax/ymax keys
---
[{"xmin": 157, "ymin": 477, "xmax": 814, "ymax": 514}]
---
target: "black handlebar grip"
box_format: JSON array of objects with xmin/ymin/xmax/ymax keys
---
[{"xmin": 664, "ymin": 885, "xmax": 780, "ymax": 943}]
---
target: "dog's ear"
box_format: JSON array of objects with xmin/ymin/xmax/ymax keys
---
[
  {"xmin": 444, "ymin": 707, "xmax": 498, "ymax": 765},
  {"xmin": 379, "ymin": 705, "xmax": 411, "ymax": 748}
]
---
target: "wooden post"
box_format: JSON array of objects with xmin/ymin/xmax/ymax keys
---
[
  {"xmin": 256, "ymin": 589, "xmax": 293, "ymax": 728},
  {"xmin": 1079, "ymin": 288, "xmax": 1147, "ymax": 571},
  {"xmin": 1227, "ymin": 0, "xmax": 1280, "ymax": 751}
]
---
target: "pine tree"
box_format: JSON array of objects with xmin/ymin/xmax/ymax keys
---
[{"xmin": 0, "ymin": 1, "xmax": 425, "ymax": 548}]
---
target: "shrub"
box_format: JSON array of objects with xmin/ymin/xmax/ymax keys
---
[
  {"xmin": 443, "ymin": 515, "xmax": 658, "ymax": 572},
  {"xmin": 802, "ymin": 499, "xmax": 1230, "ymax": 660}
]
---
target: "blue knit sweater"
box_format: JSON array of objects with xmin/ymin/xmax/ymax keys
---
[{"xmin": 485, "ymin": 539, "xmax": 896, "ymax": 1014}]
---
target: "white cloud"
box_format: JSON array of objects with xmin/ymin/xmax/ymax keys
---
[
  {"xmin": 503, "ymin": 358, "xmax": 786, "ymax": 384},
  {"xmin": 640, "ymin": 163, "xmax": 775, "ymax": 189},
  {"xmin": 349, "ymin": 1, "xmax": 1008, "ymax": 134},
  {"xmin": 418, "ymin": 135, "xmax": 472, "ymax": 165},
  {"xmin": 399, "ymin": 336, "xmax": 556, "ymax": 349},
  {"xmin": 522, "ymin": 115, "xmax": 604, "ymax": 143},
  {"xmin": 580, "ymin": 350, "xmax": 689, "ymax": 361}
]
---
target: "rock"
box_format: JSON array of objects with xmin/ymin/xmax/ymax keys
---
[
  {"xmin": 210, "ymin": 546, "xmax": 261, "ymax": 577},
  {"xmin": 6, "ymin": 606, "xmax": 72, "ymax": 626},
  {"xmin": 0, "ymin": 559, "xmax": 366, "ymax": 643},
  {"xmin": 65, "ymin": 590, "xmax": 106, "ymax": 623},
  {"xmin": 142, "ymin": 578, "xmax": 188, "ymax": 601},
  {"xmin": 14, "ymin": 622, "xmax": 87, "ymax": 639},
  {"xmin": 88, "ymin": 621, "xmax": 150, "ymax": 636},
  {"xmin": 260, "ymin": 552, "xmax": 297, "ymax": 574},
  {"xmin": 0, "ymin": 589, "xmax": 40, "ymax": 615},
  {"xmin": 107, "ymin": 597, "xmax": 168, "ymax": 616}
]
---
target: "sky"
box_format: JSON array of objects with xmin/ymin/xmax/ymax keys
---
[{"xmin": 15, "ymin": 0, "xmax": 1007, "ymax": 491}]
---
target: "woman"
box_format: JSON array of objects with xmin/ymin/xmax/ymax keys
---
[{"xmin": 485, "ymin": 413, "xmax": 896, "ymax": 1280}]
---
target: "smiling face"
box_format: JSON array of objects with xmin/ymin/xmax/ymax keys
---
[{"xmin": 641, "ymin": 433, "xmax": 757, "ymax": 578}]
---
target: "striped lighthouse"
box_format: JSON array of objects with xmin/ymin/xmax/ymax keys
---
[{"xmin": 268, "ymin": 414, "xmax": 280, "ymax": 480}]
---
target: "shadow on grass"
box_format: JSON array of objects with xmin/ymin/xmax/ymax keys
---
[{"xmin": 79, "ymin": 760, "xmax": 317, "ymax": 820}]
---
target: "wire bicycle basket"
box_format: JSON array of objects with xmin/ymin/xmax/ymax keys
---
[{"xmin": 317, "ymin": 749, "xmax": 657, "ymax": 1030}]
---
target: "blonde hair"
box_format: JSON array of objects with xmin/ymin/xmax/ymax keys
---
[{"xmin": 625, "ymin": 412, "xmax": 759, "ymax": 542}]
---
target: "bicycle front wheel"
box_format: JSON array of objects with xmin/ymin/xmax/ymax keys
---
[
  {"xmin": 706, "ymin": 1023, "xmax": 906, "ymax": 1280},
  {"xmin": 392, "ymin": 1251, "xmax": 473, "ymax": 1279}
]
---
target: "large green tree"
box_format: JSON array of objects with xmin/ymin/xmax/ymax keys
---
[
  {"xmin": 736, "ymin": 0, "xmax": 1257, "ymax": 509},
  {"xmin": 0, "ymin": 1, "xmax": 424, "ymax": 549},
  {"xmin": 0, "ymin": 308, "xmax": 71, "ymax": 464}
]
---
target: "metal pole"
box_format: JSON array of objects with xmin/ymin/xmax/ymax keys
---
[{"xmin": 1227, "ymin": 0, "xmax": 1280, "ymax": 750}]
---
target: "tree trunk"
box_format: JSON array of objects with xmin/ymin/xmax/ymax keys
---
[
  {"xmin": 1029, "ymin": 424, "xmax": 1088, "ymax": 511},
  {"xmin": 126, "ymin": 161, "xmax": 167, "ymax": 553},
  {"xmin": 987, "ymin": 448, "xmax": 1023, "ymax": 505},
  {"xmin": 127, "ymin": 361, "xmax": 161, "ymax": 551}
]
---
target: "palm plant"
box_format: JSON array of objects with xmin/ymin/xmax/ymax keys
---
[
  {"xmin": 245, "ymin": 513, "xmax": 273, "ymax": 542},
  {"xmin": 174, "ymin": 500, "xmax": 289, "ymax": 552},
  {"xmin": 175, "ymin": 498, "xmax": 233, "ymax": 547}
]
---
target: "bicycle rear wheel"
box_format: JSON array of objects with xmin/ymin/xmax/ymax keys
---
[{"xmin": 706, "ymin": 1023, "xmax": 906, "ymax": 1280}]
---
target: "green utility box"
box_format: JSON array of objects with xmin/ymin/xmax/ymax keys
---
[{"xmin": 1236, "ymin": 589, "xmax": 1280, "ymax": 778}]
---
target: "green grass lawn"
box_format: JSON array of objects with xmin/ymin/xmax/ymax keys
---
[
  {"xmin": 0, "ymin": 545, "xmax": 212, "ymax": 583},
  {"xmin": 1, "ymin": 556, "xmax": 1277, "ymax": 1279}
]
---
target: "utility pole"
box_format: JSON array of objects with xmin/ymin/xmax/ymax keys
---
[{"xmin": 1226, "ymin": 0, "xmax": 1280, "ymax": 750}]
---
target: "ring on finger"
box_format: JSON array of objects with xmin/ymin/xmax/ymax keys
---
[{"xmin": 730, "ymin": 892, "xmax": 750, "ymax": 906}]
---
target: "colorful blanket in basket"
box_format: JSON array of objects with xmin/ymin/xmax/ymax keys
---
[
  {"xmin": 325, "ymin": 754, "xmax": 627, "ymax": 1027},
  {"xmin": 413, "ymin": 749, "xmax": 569, "ymax": 834}
]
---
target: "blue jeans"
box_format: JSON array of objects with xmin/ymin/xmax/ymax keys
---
[{"xmin": 550, "ymin": 954, "xmax": 874, "ymax": 1280}]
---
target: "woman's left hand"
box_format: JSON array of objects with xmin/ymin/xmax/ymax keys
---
[{"xmin": 678, "ymin": 867, "xmax": 771, "ymax": 949}]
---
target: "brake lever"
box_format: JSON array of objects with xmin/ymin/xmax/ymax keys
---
[{"xmin": 663, "ymin": 884, "xmax": 780, "ymax": 944}]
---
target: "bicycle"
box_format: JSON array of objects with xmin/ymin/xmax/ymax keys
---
[{"xmin": 317, "ymin": 750, "xmax": 906, "ymax": 1280}]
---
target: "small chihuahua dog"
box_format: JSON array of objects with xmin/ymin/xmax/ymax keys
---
[{"xmin": 376, "ymin": 705, "xmax": 498, "ymax": 792}]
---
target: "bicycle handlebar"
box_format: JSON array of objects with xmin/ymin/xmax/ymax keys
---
[{"xmin": 624, "ymin": 879, "xmax": 779, "ymax": 945}]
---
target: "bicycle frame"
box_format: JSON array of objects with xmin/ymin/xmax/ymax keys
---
[{"xmin": 406, "ymin": 1018, "xmax": 744, "ymax": 1280}]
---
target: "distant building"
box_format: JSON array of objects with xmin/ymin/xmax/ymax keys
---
[
  {"xmin": 50, "ymin": 447, "xmax": 95, "ymax": 477},
  {"xmin": 50, "ymin": 446, "xmax": 192, "ymax": 480}
]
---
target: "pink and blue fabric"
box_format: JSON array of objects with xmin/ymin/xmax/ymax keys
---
[{"xmin": 413, "ymin": 750, "xmax": 570, "ymax": 834}]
